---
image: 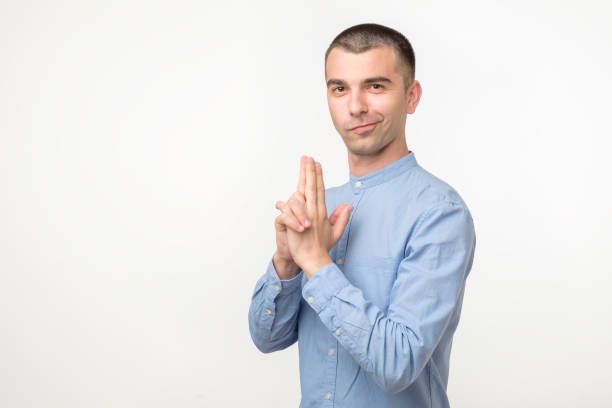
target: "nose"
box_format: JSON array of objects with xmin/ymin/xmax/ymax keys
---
[{"xmin": 348, "ymin": 89, "xmax": 368, "ymax": 117}]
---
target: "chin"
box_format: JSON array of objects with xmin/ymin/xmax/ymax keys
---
[{"xmin": 347, "ymin": 142, "xmax": 383, "ymax": 156}]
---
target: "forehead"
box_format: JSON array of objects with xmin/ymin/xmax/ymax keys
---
[{"xmin": 325, "ymin": 45, "xmax": 401, "ymax": 81}]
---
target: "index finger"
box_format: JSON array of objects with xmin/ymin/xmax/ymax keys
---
[
  {"xmin": 297, "ymin": 155, "xmax": 306, "ymax": 194},
  {"xmin": 305, "ymin": 157, "xmax": 317, "ymax": 214},
  {"xmin": 315, "ymin": 161, "xmax": 325, "ymax": 217}
]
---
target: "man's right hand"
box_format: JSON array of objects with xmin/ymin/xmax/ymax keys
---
[
  {"xmin": 273, "ymin": 156, "xmax": 348, "ymax": 280},
  {"xmin": 272, "ymin": 156, "xmax": 311, "ymax": 279}
]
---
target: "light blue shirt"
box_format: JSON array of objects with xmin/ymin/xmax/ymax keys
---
[{"xmin": 248, "ymin": 151, "xmax": 476, "ymax": 407}]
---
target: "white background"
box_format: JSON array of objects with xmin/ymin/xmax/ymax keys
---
[{"xmin": 1, "ymin": 0, "xmax": 611, "ymax": 407}]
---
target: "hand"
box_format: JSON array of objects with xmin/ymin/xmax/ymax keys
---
[
  {"xmin": 274, "ymin": 156, "xmax": 350, "ymax": 261},
  {"xmin": 274, "ymin": 192, "xmax": 354, "ymax": 280},
  {"xmin": 272, "ymin": 156, "xmax": 312, "ymax": 277},
  {"xmin": 284, "ymin": 156, "xmax": 353, "ymax": 279}
]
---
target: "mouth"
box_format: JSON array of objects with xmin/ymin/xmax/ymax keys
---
[{"xmin": 349, "ymin": 121, "xmax": 379, "ymax": 134}]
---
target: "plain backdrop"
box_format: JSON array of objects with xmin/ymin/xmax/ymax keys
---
[{"xmin": 1, "ymin": 0, "xmax": 611, "ymax": 407}]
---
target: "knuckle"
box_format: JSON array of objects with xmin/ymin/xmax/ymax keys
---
[{"xmin": 288, "ymin": 201, "xmax": 302, "ymax": 214}]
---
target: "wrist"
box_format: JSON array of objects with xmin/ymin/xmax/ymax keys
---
[
  {"xmin": 273, "ymin": 252, "xmax": 301, "ymax": 280},
  {"xmin": 302, "ymin": 253, "xmax": 333, "ymax": 280}
]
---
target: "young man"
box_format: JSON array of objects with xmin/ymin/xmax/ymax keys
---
[{"xmin": 248, "ymin": 23, "xmax": 476, "ymax": 407}]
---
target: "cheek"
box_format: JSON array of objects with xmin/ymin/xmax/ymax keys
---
[
  {"xmin": 370, "ymin": 100, "xmax": 401, "ymax": 131},
  {"xmin": 365, "ymin": 98, "xmax": 386, "ymax": 118},
  {"xmin": 328, "ymin": 101, "xmax": 346, "ymax": 123}
]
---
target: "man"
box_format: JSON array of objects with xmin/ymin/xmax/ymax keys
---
[{"xmin": 248, "ymin": 23, "xmax": 476, "ymax": 407}]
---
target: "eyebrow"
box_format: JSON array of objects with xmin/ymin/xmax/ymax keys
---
[{"xmin": 326, "ymin": 76, "xmax": 393, "ymax": 88}]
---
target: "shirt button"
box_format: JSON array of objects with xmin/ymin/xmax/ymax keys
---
[
  {"xmin": 355, "ymin": 181, "xmax": 362, "ymax": 187},
  {"xmin": 335, "ymin": 328, "xmax": 341, "ymax": 336},
  {"xmin": 307, "ymin": 296, "xmax": 314, "ymax": 304},
  {"xmin": 336, "ymin": 258, "xmax": 343, "ymax": 265},
  {"xmin": 274, "ymin": 284, "xmax": 281, "ymax": 291},
  {"xmin": 328, "ymin": 348, "xmax": 335, "ymax": 356},
  {"xmin": 265, "ymin": 309, "xmax": 272, "ymax": 315},
  {"xmin": 325, "ymin": 392, "xmax": 332, "ymax": 400}
]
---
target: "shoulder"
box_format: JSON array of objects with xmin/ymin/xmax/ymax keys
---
[
  {"xmin": 399, "ymin": 167, "xmax": 475, "ymax": 252},
  {"xmin": 399, "ymin": 165, "xmax": 473, "ymax": 216},
  {"xmin": 406, "ymin": 167, "xmax": 475, "ymax": 244}
]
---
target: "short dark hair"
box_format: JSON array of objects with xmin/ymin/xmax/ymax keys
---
[{"xmin": 324, "ymin": 23, "xmax": 416, "ymax": 91}]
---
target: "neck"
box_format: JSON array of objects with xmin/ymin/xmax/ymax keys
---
[{"xmin": 348, "ymin": 135, "xmax": 410, "ymax": 178}]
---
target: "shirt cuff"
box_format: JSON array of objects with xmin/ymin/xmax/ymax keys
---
[
  {"xmin": 301, "ymin": 262, "xmax": 350, "ymax": 313},
  {"xmin": 264, "ymin": 256, "xmax": 303, "ymax": 297}
]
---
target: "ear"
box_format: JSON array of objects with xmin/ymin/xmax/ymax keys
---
[{"xmin": 406, "ymin": 79, "xmax": 422, "ymax": 115}]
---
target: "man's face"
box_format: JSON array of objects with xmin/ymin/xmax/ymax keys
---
[{"xmin": 325, "ymin": 45, "xmax": 414, "ymax": 157}]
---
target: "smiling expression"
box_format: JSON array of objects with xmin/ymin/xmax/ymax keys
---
[{"xmin": 325, "ymin": 45, "xmax": 418, "ymax": 157}]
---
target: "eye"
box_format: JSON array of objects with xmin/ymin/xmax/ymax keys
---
[
  {"xmin": 369, "ymin": 83, "xmax": 384, "ymax": 90},
  {"xmin": 332, "ymin": 86, "xmax": 345, "ymax": 93}
]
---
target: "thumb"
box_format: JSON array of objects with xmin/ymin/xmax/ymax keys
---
[{"xmin": 332, "ymin": 205, "xmax": 353, "ymax": 244}]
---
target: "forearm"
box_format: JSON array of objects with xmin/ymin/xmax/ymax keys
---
[
  {"xmin": 302, "ymin": 261, "xmax": 467, "ymax": 394},
  {"xmin": 248, "ymin": 255, "xmax": 304, "ymax": 353}
]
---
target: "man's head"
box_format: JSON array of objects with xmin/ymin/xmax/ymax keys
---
[
  {"xmin": 324, "ymin": 23, "xmax": 421, "ymax": 158},
  {"xmin": 325, "ymin": 23, "xmax": 416, "ymax": 92}
]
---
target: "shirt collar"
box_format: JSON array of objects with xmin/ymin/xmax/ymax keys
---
[{"xmin": 348, "ymin": 150, "xmax": 417, "ymax": 193}]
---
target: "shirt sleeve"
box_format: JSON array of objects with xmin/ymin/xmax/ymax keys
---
[
  {"xmin": 248, "ymin": 255, "xmax": 304, "ymax": 353},
  {"xmin": 301, "ymin": 201, "xmax": 476, "ymax": 394}
]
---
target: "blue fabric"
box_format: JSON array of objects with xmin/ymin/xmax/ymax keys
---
[{"xmin": 248, "ymin": 151, "xmax": 476, "ymax": 407}]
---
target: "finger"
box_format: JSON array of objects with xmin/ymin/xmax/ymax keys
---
[
  {"xmin": 274, "ymin": 214, "xmax": 287, "ymax": 232},
  {"xmin": 305, "ymin": 157, "xmax": 317, "ymax": 215},
  {"xmin": 288, "ymin": 193, "xmax": 310, "ymax": 228},
  {"xmin": 332, "ymin": 205, "xmax": 353, "ymax": 244},
  {"xmin": 315, "ymin": 161, "xmax": 325, "ymax": 218},
  {"xmin": 329, "ymin": 204, "xmax": 349, "ymax": 225},
  {"xmin": 276, "ymin": 201, "xmax": 305, "ymax": 232},
  {"xmin": 297, "ymin": 155, "xmax": 306, "ymax": 194},
  {"xmin": 278, "ymin": 211, "xmax": 305, "ymax": 232}
]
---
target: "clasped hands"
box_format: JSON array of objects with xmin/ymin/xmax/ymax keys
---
[{"xmin": 273, "ymin": 156, "xmax": 353, "ymax": 280}]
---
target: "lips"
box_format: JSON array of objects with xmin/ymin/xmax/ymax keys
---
[
  {"xmin": 349, "ymin": 121, "xmax": 379, "ymax": 134},
  {"xmin": 350, "ymin": 121, "xmax": 378, "ymax": 130}
]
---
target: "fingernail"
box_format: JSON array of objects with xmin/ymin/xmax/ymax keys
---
[
  {"xmin": 298, "ymin": 225, "xmax": 304, "ymax": 231},
  {"xmin": 304, "ymin": 220, "xmax": 311, "ymax": 227}
]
